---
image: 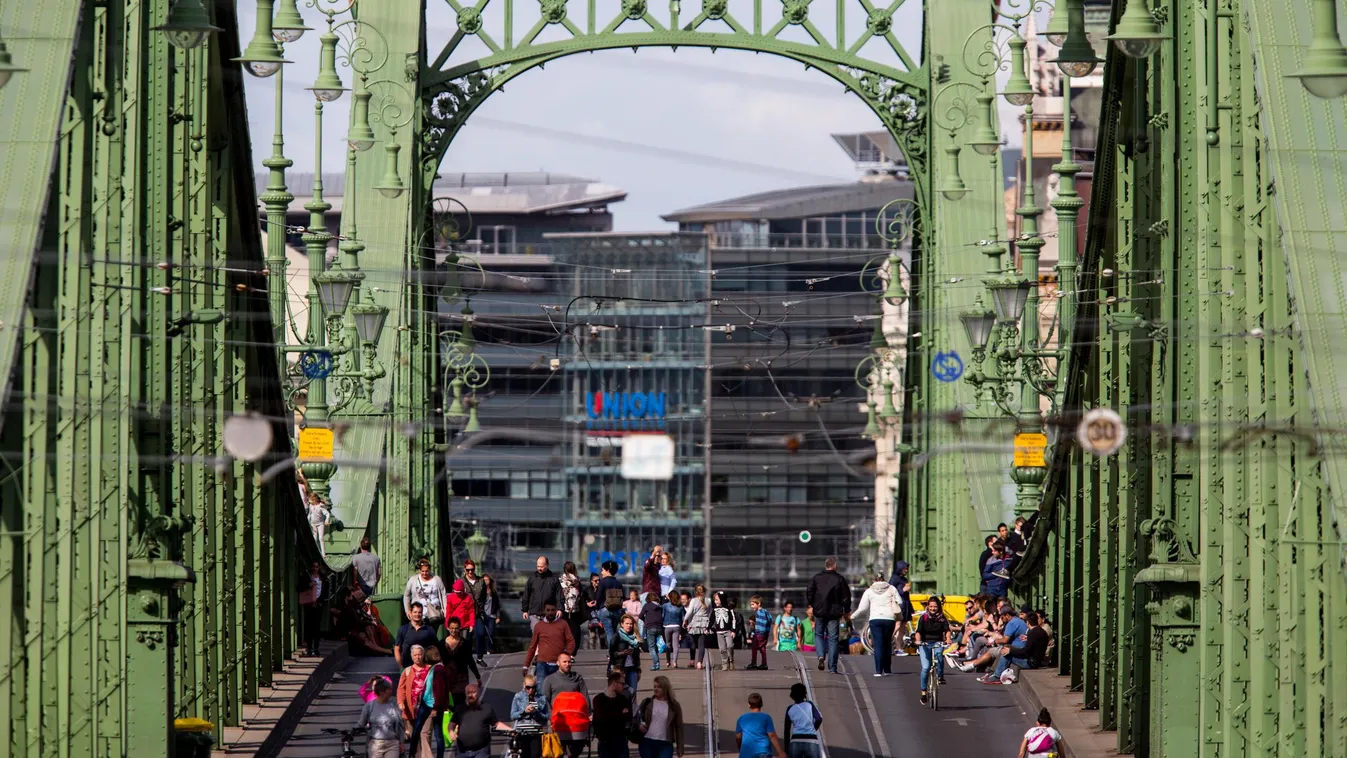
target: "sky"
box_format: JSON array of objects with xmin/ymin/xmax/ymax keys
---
[{"xmin": 240, "ymin": 1, "xmax": 1026, "ymax": 231}]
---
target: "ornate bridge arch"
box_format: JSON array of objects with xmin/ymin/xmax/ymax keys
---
[
  {"xmin": 415, "ymin": 0, "xmax": 933, "ymax": 210},
  {"xmin": 350, "ymin": 0, "xmax": 999, "ymax": 585}
]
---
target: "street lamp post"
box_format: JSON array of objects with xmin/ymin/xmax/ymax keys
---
[
  {"xmin": 235, "ymin": 0, "xmax": 392, "ymax": 502},
  {"xmin": 465, "ymin": 528, "xmax": 489, "ymax": 566},
  {"xmin": 858, "ymin": 534, "xmax": 880, "ymax": 578},
  {"xmin": 945, "ymin": 3, "xmax": 1098, "ymax": 518}
]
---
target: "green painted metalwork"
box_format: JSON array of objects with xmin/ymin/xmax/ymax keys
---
[
  {"xmin": 1011, "ymin": 0, "xmax": 1347, "ymax": 755},
  {"xmin": 0, "ymin": 0, "xmax": 321, "ymax": 754},
  {"xmin": 339, "ymin": 0, "xmax": 1007, "ymax": 595}
]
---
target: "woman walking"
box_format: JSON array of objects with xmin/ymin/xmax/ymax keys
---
[
  {"xmin": 854, "ymin": 574, "xmax": 902, "ymax": 676},
  {"xmin": 799, "ymin": 607, "xmax": 817, "ymax": 654},
  {"xmin": 658, "ymin": 554, "xmax": 677, "ymax": 597},
  {"xmin": 395, "ymin": 645, "xmax": 438, "ymax": 758},
  {"xmin": 610, "ymin": 613, "xmax": 644, "ymax": 701},
  {"xmin": 474, "ymin": 574, "xmax": 501, "ymax": 665},
  {"xmin": 403, "ymin": 559, "xmax": 448, "ymax": 630},
  {"xmin": 353, "ymin": 678, "xmax": 405, "ymax": 758},
  {"xmin": 560, "ymin": 561, "xmax": 586, "ymax": 652},
  {"xmin": 635, "ymin": 675, "xmax": 685, "ymax": 758},
  {"xmin": 661, "ymin": 592, "xmax": 685, "ymax": 669},
  {"xmin": 683, "ymin": 585, "xmax": 712, "ymax": 670}
]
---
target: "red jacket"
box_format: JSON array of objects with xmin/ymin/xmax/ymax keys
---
[
  {"xmin": 444, "ymin": 591, "xmax": 477, "ymax": 630},
  {"xmin": 641, "ymin": 556, "xmax": 660, "ymax": 599}
]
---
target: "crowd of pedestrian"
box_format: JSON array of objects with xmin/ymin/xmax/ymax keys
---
[{"xmin": 321, "ymin": 527, "xmax": 1060, "ymax": 758}]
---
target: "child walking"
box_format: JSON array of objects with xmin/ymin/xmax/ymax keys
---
[
  {"xmin": 640, "ymin": 592, "xmax": 665, "ymax": 670},
  {"xmin": 711, "ymin": 592, "xmax": 738, "ymax": 671},
  {"xmin": 747, "ymin": 596, "xmax": 773, "ymax": 670}
]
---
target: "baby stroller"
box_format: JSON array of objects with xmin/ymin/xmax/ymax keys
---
[
  {"xmin": 550, "ymin": 690, "xmax": 593, "ymax": 757},
  {"xmin": 504, "ymin": 720, "xmax": 546, "ymax": 758}
]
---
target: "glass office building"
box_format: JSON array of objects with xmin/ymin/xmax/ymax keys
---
[{"xmin": 551, "ymin": 233, "xmax": 711, "ymax": 580}]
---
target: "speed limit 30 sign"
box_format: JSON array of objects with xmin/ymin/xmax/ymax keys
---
[{"xmin": 1077, "ymin": 408, "xmax": 1126, "ymax": 457}]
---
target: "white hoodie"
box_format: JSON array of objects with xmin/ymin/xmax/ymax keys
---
[{"xmin": 854, "ymin": 581, "xmax": 903, "ymax": 622}]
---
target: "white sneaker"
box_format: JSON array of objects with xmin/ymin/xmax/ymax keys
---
[
  {"xmin": 958, "ymin": 662, "xmax": 975, "ymax": 673},
  {"xmin": 874, "ymin": 673, "xmax": 883, "ymax": 677}
]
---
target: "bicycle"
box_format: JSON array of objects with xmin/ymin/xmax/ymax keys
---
[
  {"xmin": 320, "ymin": 727, "xmax": 366, "ymax": 758},
  {"xmin": 925, "ymin": 646, "xmax": 941, "ymax": 711}
]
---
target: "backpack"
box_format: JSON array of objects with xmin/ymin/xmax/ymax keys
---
[
  {"xmin": 550, "ymin": 691, "xmax": 591, "ymax": 739},
  {"xmin": 562, "ymin": 575, "xmax": 581, "ymax": 614},
  {"xmin": 604, "ymin": 586, "xmax": 624, "ymax": 612},
  {"xmin": 1025, "ymin": 726, "xmax": 1058, "ymax": 753}
]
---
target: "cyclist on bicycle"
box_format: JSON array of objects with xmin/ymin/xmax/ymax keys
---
[{"xmin": 914, "ymin": 597, "xmax": 951, "ymax": 705}]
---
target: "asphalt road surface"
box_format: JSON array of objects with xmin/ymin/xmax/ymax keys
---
[{"xmin": 277, "ymin": 645, "xmax": 1034, "ymax": 757}]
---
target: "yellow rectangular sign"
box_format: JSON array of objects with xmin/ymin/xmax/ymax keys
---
[
  {"xmin": 298, "ymin": 427, "xmax": 334, "ymax": 462},
  {"xmin": 1013, "ymin": 432, "xmax": 1048, "ymax": 467}
]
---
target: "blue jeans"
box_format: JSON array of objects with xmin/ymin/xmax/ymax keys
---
[
  {"xmin": 475, "ymin": 617, "xmax": 496, "ymax": 657},
  {"xmin": 644, "ymin": 629, "xmax": 663, "ymax": 668},
  {"xmin": 993, "ymin": 653, "xmax": 1032, "ymax": 679},
  {"xmin": 638, "ymin": 739, "xmax": 674, "ymax": 758},
  {"xmin": 624, "ymin": 669, "xmax": 640, "ymax": 701},
  {"xmin": 598, "ymin": 608, "xmax": 617, "ymax": 647},
  {"xmin": 412, "ymin": 701, "xmax": 446, "ymax": 758},
  {"xmin": 868, "ymin": 619, "xmax": 895, "ymax": 675},
  {"xmin": 816, "ymin": 617, "xmax": 841, "ymax": 672},
  {"xmin": 535, "ymin": 661, "xmax": 558, "ymax": 689},
  {"xmin": 918, "ymin": 642, "xmax": 945, "ymax": 691},
  {"xmin": 788, "ymin": 740, "xmax": 823, "ymax": 758}
]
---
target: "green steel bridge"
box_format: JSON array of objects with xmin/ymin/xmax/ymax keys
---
[{"xmin": 1, "ymin": 0, "xmax": 1346, "ymax": 755}]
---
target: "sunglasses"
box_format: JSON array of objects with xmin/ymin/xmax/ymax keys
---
[{"xmin": 525, "ymin": 685, "xmax": 536, "ymax": 690}]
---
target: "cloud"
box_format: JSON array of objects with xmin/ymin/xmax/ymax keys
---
[{"xmin": 240, "ymin": 2, "xmax": 940, "ymax": 230}]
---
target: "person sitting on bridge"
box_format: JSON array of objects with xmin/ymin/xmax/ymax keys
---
[
  {"xmin": 951, "ymin": 607, "xmax": 1022, "ymax": 676},
  {"xmin": 981, "ymin": 541, "xmax": 1012, "ymax": 598},
  {"xmin": 984, "ymin": 611, "xmax": 1050, "ymax": 685}
]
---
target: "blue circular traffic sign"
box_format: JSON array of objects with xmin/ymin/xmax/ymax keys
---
[
  {"xmin": 300, "ymin": 350, "xmax": 336, "ymax": 380},
  {"xmin": 932, "ymin": 351, "xmax": 964, "ymax": 382}
]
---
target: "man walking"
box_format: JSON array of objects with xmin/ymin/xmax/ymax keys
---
[
  {"xmin": 394, "ymin": 601, "xmax": 442, "ymax": 669},
  {"xmin": 448, "ymin": 683, "xmax": 504, "ymax": 758},
  {"xmin": 641, "ymin": 545, "xmax": 664, "ymax": 600},
  {"xmin": 523, "ymin": 603, "xmax": 576, "ymax": 689},
  {"xmin": 596, "ymin": 561, "xmax": 625, "ymax": 646},
  {"xmin": 805, "ymin": 557, "xmax": 851, "ymax": 674},
  {"xmin": 541, "ymin": 652, "xmax": 591, "ymax": 758},
  {"xmin": 592, "ymin": 671, "xmax": 633, "ymax": 758},
  {"xmin": 522, "ymin": 556, "xmax": 562, "ymax": 630},
  {"xmin": 350, "ymin": 537, "xmax": 382, "ymax": 598},
  {"xmin": 887, "ymin": 560, "xmax": 913, "ymax": 655}
]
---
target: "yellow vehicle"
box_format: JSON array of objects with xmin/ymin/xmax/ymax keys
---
[{"xmin": 857, "ymin": 593, "xmax": 971, "ymax": 655}]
